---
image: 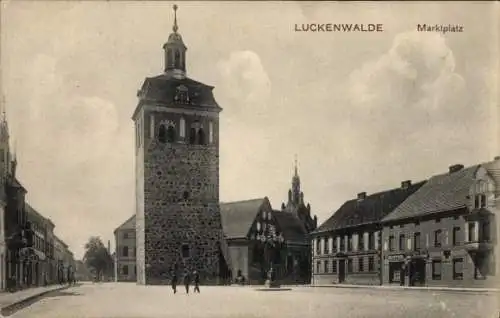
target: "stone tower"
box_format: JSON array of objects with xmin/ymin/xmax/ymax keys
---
[{"xmin": 133, "ymin": 5, "xmax": 225, "ymax": 285}]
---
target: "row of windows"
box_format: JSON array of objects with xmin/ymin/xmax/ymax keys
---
[
  {"xmin": 136, "ymin": 118, "xmax": 215, "ymax": 147},
  {"xmin": 387, "ymin": 221, "xmax": 491, "ymax": 252},
  {"xmin": 315, "ymin": 257, "xmax": 376, "ymax": 274},
  {"xmin": 315, "ymin": 232, "xmax": 377, "ymax": 255}
]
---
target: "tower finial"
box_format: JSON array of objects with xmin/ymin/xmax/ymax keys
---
[
  {"xmin": 294, "ymin": 154, "xmax": 298, "ymax": 176},
  {"xmin": 172, "ymin": 4, "xmax": 179, "ymax": 33}
]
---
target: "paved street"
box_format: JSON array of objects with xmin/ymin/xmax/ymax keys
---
[{"xmin": 10, "ymin": 283, "xmax": 499, "ymax": 318}]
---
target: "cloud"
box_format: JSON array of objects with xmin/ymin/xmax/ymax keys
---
[
  {"xmin": 340, "ymin": 31, "xmax": 478, "ymax": 175},
  {"xmin": 216, "ymin": 50, "xmax": 271, "ymax": 119}
]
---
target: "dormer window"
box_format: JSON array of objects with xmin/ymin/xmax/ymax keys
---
[{"xmin": 471, "ymin": 180, "xmax": 489, "ymax": 209}]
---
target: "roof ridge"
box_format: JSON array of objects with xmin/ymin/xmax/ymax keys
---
[{"xmin": 220, "ymin": 197, "xmax": 266, "ymax": 205}]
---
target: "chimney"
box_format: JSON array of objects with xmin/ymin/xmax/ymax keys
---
[
  {"xmin": 449, "ymin": 164, "xmax": 464, "ymax": 173},
  {"xmin": 401, "ymin": 180, "xmax": 412, "ymax": 190},
  {"xmin": 357, "ymin": 192, "xmax": 366, "ymax": 200}
]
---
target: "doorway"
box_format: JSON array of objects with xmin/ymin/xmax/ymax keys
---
[
  {"xmin": 409, "ymin": 259, "xmax": 426, "ymax": 286},
  {"xmin": 338, "ymin": 259, "xmax": 346, "ymax": 283}
]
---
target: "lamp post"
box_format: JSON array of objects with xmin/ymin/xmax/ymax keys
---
[{"xmin": 256, "ymin": 227, "xmax": 284, "ymax": 288}]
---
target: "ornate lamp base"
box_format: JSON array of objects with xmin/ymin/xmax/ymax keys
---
[{"xmin": 265, "ymin": 279, "xmax": 281, "ymax": 288}]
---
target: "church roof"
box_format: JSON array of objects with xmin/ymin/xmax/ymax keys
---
[
  {"xmin": 114, "ymin": 214, "xmax": 136, "ymax": 234},
  {"xmin": 314, "ymin": 181, "xmax": 426, "ymax": 234},
  {"xmin": 132, "ymin": 74, "xmax": 221, "ymax": 119},
  {"xmin": 220, "ymin": 198, "xmax": 269, "ymax": 239},
  {"xmin": 383, "ymin": 165, "xmax": 479, "ymax": 222},
  {"xmin": 272, "ymin": 210, "xmax": 308, "ymax": 244}
]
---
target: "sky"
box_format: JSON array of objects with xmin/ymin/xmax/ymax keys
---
[{"xmin": 0, "ymin": 1, "xmax": 498, "ymax": 260}]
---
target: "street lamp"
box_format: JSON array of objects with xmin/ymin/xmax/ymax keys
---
[{"xmin": 256, "ymin": 229, "xmax": 284, "ymax": 288}]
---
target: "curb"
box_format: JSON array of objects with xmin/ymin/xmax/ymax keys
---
[
  {"xmin": 312, "ymin": 284, "xmax": 499, "ymax": 293},
  {"xmin": 0, "ymin": 284, "xmax": 77, "ymax": 316}
]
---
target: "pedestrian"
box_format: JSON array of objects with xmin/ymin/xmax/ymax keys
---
[
  {"xmin": 183, "ymin": 271, "xmax": 191, "ymax": 294},
  {"xmin": 171, "ymin": 270, "xmax": 178, "ymax": 294},
  {"xmin": 193, "ymin": 270, "xmax": 200, "ymax": 293}
]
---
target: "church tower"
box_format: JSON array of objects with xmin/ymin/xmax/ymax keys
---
[
  {"xmin": 133, "ymin": 5, "xmax": 225, "ymax": 285},
  {"xmin": 281, "ymin": 156, "xmax": 318, "ymax": 233}
]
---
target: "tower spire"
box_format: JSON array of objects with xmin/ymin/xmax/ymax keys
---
[
  {"xmin": 294, "ymin": 154, "xmax": 298, "ymax": 176},
  {"xmin": 163, "ymin": 4, "xmax": 187, "ymax": 78},
  {"xmin": 172, "ymin": 4, "xmax": 178, "ymax": 33}
]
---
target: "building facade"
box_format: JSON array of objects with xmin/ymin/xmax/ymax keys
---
[
  {"xmin": 133, "ymin": 6, "xmax": 228, "ymax": 285},
  {"xmin": 381, "ymin": 161, "xmax": 499, "ymax": 288},
  {"xmin": 311, "ymin": 180, "xmax": 425, "ymax": 286},
  {"xmin": 25, "ymin": 204, "xmax": 50, "ymax": 286},
  {"xmin": 114, "ymin": 215, "xmax": 137, "ymax": 282}
]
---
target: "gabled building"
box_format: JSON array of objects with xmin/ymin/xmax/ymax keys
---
[
  {"xmin": 311, "ymin": 180, "xmax": 425, "ymax": 286},
  {"xmin": 381, "ymin": 159, "xmax": 499, "ymax": 288},
  {"xmin": 114, "ymin": 215, "xmax": 136, "ymax": 282}
]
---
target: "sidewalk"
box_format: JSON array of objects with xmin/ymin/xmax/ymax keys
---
[
  {"xmin": 312, "ymin": 284, "xmax": 499, "ymax": 293},
  {"xmin": 0, "ymin": 284, "xmax": 72, "ymax": 314}
]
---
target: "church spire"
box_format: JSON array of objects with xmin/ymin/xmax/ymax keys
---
[
  {"xmin": 163, "ymin": 4, "xmax": 187, "ymax": 78},
  {"xmin": 294, "ymin": 154, "xmax": 298, "ymax": 177},
  {"xmin": 291, "ymin": 154, "xmax": 301, "ymax": 204}
]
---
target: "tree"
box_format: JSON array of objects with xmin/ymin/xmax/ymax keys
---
[{"xmin": 83, "ymin": 237, "xmax": 113, "ymax": 281}]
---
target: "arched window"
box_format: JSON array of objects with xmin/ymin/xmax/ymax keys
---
[
  {"xmin": 158, "ymin": 125, "xmax": 167, "ymax": 143},
  {"xmin": 167, "ymin": 49, "xmax": 173, "ymax": 67},
  {"xmin": 166, "ymin": 125, "xmax": 176, "ymax": 143},
  {"xmin": 189, "ymin": 128, "xmax": 196, "ymax": 144},
  {"xmin": 197, "ymin": 128, "xmax": 205, "ymax": 145},
  {"xmin": 175, "ymin": 50, "xmax": 181, "ymax": 69}
]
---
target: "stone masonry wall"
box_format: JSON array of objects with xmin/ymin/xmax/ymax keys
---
[
  {"xmin": 142, "ymin": 120, "xmax": 222, "ymax": 285},
  {"xmin": 135, "ymin": 111, "xmax": 146, "ymax": 285}
]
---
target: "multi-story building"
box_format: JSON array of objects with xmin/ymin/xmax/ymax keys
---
[
  {"xmin": 310, "ymin": 180, "xmax": 425, "ymax": 286},
  {"xmin": 381, "ymin": 159, "xmax": 499, "ymax": 288},
  {"xmin": 133, "ymin": 5, "xmax": 228, "ymax": 285},
  {"xmin": 25, "ymin": 203, "xmax": 50, "ymax": 286},
  {"xmin": 54, "ymin": 235, "xmax": 67, "ymax": 283},
  {"xmin": 114, "ymin": 215, "xmax": 136, "ymax": 282}
]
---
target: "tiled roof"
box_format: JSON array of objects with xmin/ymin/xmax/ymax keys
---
[
  {"xmin": 114, "ymin": 214, "xmax": 136, "ymax": 233},
  {"xmin": 314, "ymin": 181, "xmax": 426, "ymax": 233},
  {"xmin": 220, "ymin": 198, "xmax": 267, "ymax": 239},
  {"xmin": 132, "ymin": 74, "xmax": 221, "ymax": 119},
  {"xmin": 484, "ymin": 158, "xmax": 500, "ymax": 181},
  {"xmin": 383, "ymin": 166, "xmax": 479, "ymax": 222},
  {"xmin": 272, "ymin": 210, "xmax": 308, "ymax": 244}
]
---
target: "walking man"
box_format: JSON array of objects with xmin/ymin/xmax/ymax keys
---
[
  {"xmin": 171, "ymin": 270, "xmax": 178, "ymax": 294},
  {"xmin": 183, "ymin": 270, "xmax": 191, "ymax": 294},
  {"xmin": 193, "ymin": 270, "xmax": 200, "ymax": 293}
]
